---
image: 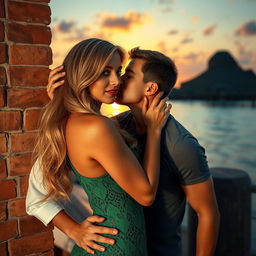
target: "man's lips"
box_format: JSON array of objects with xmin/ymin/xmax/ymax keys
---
[{"xmin": 105, "ymin": 89, "xmax": 118, "ymax": 97}]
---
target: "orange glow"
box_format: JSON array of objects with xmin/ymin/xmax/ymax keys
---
[{"xmin": 101, "ymin": 103, "xmax": 130, "ymax": 117}]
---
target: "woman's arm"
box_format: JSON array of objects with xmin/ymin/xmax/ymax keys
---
[{"xmin": 70, "ymin": 95, "xmax": 169, "ymax": 206}]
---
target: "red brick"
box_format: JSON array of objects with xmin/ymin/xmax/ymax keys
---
[
  {"xmin": 8, "ymin": 1, "xmax": 51, "ymax": 25},
  {"xmin": 10, "ymin": 133, "xmax": 37, "ymax": 153},
  {"xmin": 0, "ymin": 133, "xmax": 7, "ymax": 153},
  {"xmin": 0, "ymin": 242, "xmax": 7, "ymax": 256},
  {"xmin": 40, "ymin": 251, "xmax": 54, "ymax": 256},
  {"xmin": 0, "ymin": 67, "xmax": 6, "ymax": 85},
  {"xmin": 0, "ymin": 21, "xmax": 4, "ymax": 41},
  {"xmin": 9, "ymin": 153, "xmax": 32, "ymax": 176},
  {"xmin": 0, "ymin": 111, "xmax": 21, "ymax": 131},
  {"xmin": 0, "ymin": 158, "xmax": 7, "ymax": 179},
  {"xmin": 0, "ymin": 43, "xmax": 7, "ymax": 64},
  {"xmin": 9, "ymin": 232, "xmax": 54, "ymax": 256},
  {"xmin": 0, "ymin": 201, "xmax": 7, "ymax": 221},
  {"xmin": 20, "ymin": 175, "xmax": 29, "ymax": 197},
  {"xmin": 0, "ymin": 179, "xmax": 16, "ymax": 200},
  {"xmin": 0, "ymin": 87, "xmax": 5, "ymax": 107},
  {"xmin": 20, "ymin": 216, "xmax": 53, "ymax": 236},
  {"xmin": 9, "ymin": 45, "xmax": 52, "ymax": 65},
  {"xmin": 0, "ymin": 0, "xmax": 5, "ymax": 18},
  {"xmin": 0, "ymin": 220, "xmax": 18, "ymax": 242},
  {"xmin": 7, "ymin": 23, "xmax": 51, "ymax": 44},
  {"xmin": 24, "ymin": 0, "xmax": 50, "ymax": 2},
  {"xmin": 9, "ymin": 66, "xmax": 50, "ymax": 87},
  {"xmin": 8, "ymin": 198, "xmax": 27, "ymax": 217},
  {"xmin": 8, "ymin": 88, "xmax": 49, "ymax": 108},
  {"xmin": 24, "ymin": 109, "xmax": 42, "ymax": 130}
]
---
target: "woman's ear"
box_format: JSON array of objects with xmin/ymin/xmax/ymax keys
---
[{"xmin": 144, "ymin": 82, "xmax": 159, "ymax": 96}]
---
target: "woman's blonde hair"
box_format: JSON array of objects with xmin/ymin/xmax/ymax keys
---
[{"xmin": 34, "ymin": 38, "xmax": 135, "ymax": 201}]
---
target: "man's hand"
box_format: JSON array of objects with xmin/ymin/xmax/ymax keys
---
[
  {"xmin": 52, "ymin": 211, "xmax": 118, "ymax": 255},
  {"xmin": 46, "ymin": 65, "xmax": 66, "ymax": 100},
  {"xmin": 69, "ymin": 216, "xmax": 118, "ymax": 254}
]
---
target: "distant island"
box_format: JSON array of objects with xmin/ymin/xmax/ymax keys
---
[{"xmin": 171, "ymin": 51, "xmax": 256, "ymax": 100}]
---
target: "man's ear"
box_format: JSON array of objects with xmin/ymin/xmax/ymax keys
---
[{"xmin": 144, "ymin": 82, "xmax": 159, "ymax": 96}]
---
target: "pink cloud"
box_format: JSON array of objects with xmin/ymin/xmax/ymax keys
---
[
  {"xmin": 203, "ymin": 24, "xmax": 217, "ymax": 36},
  {"xmin": 235, "ymin": 21, "xmax": 256, "ymax": 36},
  {"xmin": 98, "ymin": 11, "xmax": 151, "ymax": 31},
  {"xmin": 168, "ymin": 29, "xmax": 179, "ymax": 35}
]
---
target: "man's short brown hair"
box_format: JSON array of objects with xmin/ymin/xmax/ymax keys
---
[{"xmin": 129, "ymin": 47, "xmax": 178, "ymax": 97}]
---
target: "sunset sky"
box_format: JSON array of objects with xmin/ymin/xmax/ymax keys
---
[{"xmin": 49, "ymin": 0, "xmax": 256, "ymax": 88}]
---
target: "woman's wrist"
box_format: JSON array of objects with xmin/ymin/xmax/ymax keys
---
[
  {"xmin": 65, "ymin": 220, "xmax": 80, "ymax": 240},
  {"xmin": 147, "ymin": 127, "xmax": 162, "ymax": 137}
]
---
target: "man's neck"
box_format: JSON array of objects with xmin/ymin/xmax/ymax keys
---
[
  {"xmin": 128, "ymin": 100, "xmax": 152, "ymax": 134},
  {"xmin": 129, "ymin": 106, "xmax": 146, "ymax": 134}
]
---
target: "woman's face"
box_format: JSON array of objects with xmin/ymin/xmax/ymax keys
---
[{"xmin": 88, "ymin": 52, "xmax": 122, "ymax": 104}]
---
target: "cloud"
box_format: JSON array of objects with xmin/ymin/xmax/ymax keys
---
[
  {"xmin": 203, "ymin": 24, "xmax": 217, "ymax": 36},
  {"xmin": 98, "ymin": 11, "xmax": 151, "ymax": 31},
  {"xmin": 64, "ymin": 28, "xmax": 88, "ymax": 42},
  {"xmin": 191, "ymin": 16, "xmax": 200, "ymax": 24},
  {"xmin": 160, "ymin": 7, "xmax": 172, "ymax": 13},
  {"xmin": 180, "ymin": 37, "xmax": 194, "ymax": 44},
  {"xmin": 57, "ymin": 20, "xmax": 76, "ymax": 33},
  {"xmin": 179, "ymin": 9, "xmax": 186, "ymax": 15},
  {"xmin": 52, "ymin": 20, "xmax": 90, "ymax": 43},
  {"xmin": 172, "ymin": 47, "xmax": 179, "ymax": 52},
  {"xmin": 183, "ymin": 53, "xmax": 199, "ymax": 60},
  {"xmin": 158, "ymin": 0, "xmax": 176, "ymax": 4},
  {"xmin": 167, "ymin": 29, "xmax": 179, "ymax": 35},
  {"xmin": 156, "ymin": 41, "xmax": 169, "ymax": 55},
  {"xmin": 234, "ymin": 40, "xmax": 254, "ymax": 66},
  {"xmin": 235, "ymin": 21, "xmax": 256, "ymax": 36}
]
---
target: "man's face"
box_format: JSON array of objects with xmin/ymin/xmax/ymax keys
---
[{"xmin": 116, "ymin": 58, "xmax": 146, "ymax": 105}]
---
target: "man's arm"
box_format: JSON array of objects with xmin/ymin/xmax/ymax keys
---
[
  {"xmin": 165, "ymin": 123, "xmax": 220, "ymax": 256},
  {"xmin": 26, "ymin": 159, "xmax": 118, "ymax": 254},
  {"xmin": 26, "ymin": 159, "xmax": 64, "ymax": 225},
  {"xmin": 51, "ymin": 210, "xmax": 118, "ymax": 254},
  {"xmin": 182, "ymin": 178, "xmax": 220, "ymax": 256}
]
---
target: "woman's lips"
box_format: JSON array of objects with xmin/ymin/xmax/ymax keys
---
[{"xmin": 105, "ymin": 89, "xmax": 118, "ymax": 97}]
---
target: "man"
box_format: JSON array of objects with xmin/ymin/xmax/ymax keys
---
[{"xmin": 26, "ymin": 47, "xmax": 220, "ymax": 255}]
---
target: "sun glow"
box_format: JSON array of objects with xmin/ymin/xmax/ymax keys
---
[{"xmin": 101, "ymin": 103, "xmax": 130, "ymax": 117}]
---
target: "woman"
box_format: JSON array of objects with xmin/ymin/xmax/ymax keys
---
[{"xmin": 34, "ymin": 38, "xmax": 170, "ymax": 255}]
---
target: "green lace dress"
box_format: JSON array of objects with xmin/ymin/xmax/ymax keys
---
[{"xmin": 67, "ymin": 149, "xmax": 148, "ymax": 256}]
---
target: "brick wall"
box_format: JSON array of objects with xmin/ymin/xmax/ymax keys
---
[{"xmin": 0, "ymin": 0, "xmax": 54, "ymax": 255}]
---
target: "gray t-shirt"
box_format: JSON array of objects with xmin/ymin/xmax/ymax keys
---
[{"xmin": 116, "ymin": 111, "xmax": 210, "ymax": 256}]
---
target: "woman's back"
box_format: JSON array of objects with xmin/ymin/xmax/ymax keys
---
[{"xmin": 65, "ymin": 113, "xmax": 109, "ymax": 178}]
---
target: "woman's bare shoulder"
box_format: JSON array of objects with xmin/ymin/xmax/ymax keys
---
[{"xmin": 66, "ymin": 113, "xmax": 118, "ymax": 141}]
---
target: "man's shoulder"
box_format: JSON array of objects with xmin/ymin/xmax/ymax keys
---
[
  {"xmin": 114, "ymin": 110, "xmax": 132, "ymax": 121},
  {"xmin": 114, "ymin": 110, "xmax": 133, "ymax": 130},
  {"xmin": 163, "ymin": 114, "xmax": 206, "ymax": 159},
  {"xmin": 164, "ymin": 115, "xmax": 196, "ymax": 145},
  {"xmin": 163, "ymin": 115, "xmax": 210, "ymax": 185}
]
